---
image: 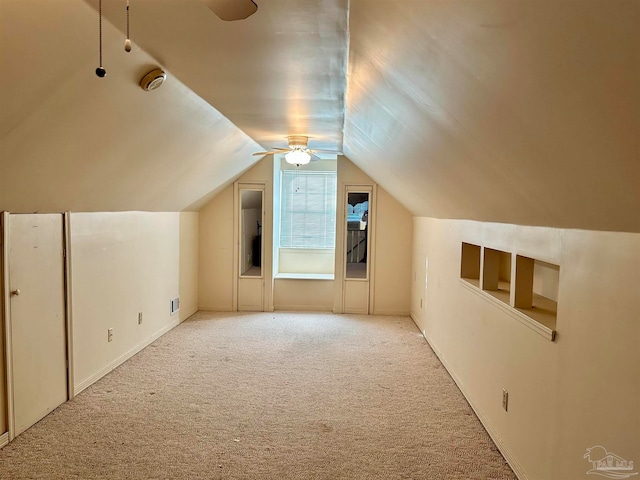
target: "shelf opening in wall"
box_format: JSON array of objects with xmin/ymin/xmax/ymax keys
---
[
  {"xmin": 515, "ymin": 256, "xmax": 559, "ymax": 331},
  {"xmin": 460, "ymin": 243, "xmax": 481, "ymax": 287},
  {"xmin": 482, "ymin": 248, "xmax": 511, "ymax": 306}
]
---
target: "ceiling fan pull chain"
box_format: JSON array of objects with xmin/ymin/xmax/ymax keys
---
[
  {"xmin": 124, "ymin": 0, "xmax": 132, "ymax": 52},
  {"xmin": 95, "ymin": 0, "xmax": 106, "ymax": 77}
]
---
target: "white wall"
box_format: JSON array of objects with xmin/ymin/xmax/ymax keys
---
[
  {"xmin": 411, "ymin": 217, "xmax": 640, "ymax": 480},
  {"xmin": 71, "ymin": 211, "xmax": 198, "ymax": 394}
]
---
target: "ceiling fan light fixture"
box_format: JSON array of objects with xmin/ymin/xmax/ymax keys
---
[{"xmin": 285, "ymin": 149, "xmax": 311, "ymax": 165}]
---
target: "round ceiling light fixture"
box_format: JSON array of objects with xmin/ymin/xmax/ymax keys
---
[
  {"xmin": 284, "ymin": 149, "xmax": 311, "ymax": 166},
  {"xmin": 140, "ymin": 69, "xmax": 167, "ymax": 91}
]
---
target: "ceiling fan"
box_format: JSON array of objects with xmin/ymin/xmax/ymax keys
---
[
  {"xmin": 202, "ymin": 0, "xmax": 258, "ymax": 21},
  {"xmin": 253, "ymin": 136, "xmax": 342, "ymax": 166}
]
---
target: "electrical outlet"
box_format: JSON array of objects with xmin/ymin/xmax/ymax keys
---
[
  {"xmin": 138, "ymin": 312, "xmax": 143, "ymax": 325},
  {"xmin": 502, "ymin": 389, "xmax": 509, "ymax": 411},
  {"xmin": 107, "ymin": 328, "xmax": 113, "ymax": 342}
]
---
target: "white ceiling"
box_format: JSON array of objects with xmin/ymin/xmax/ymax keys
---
[
  {"xmin": 96, "ymin": 0, "xmax": 349, "ymax": 152},
  {"xmin": 0, "ymin": 0, "xmax": 638, "ymax": 232}
]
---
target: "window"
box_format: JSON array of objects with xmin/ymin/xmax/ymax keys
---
[{"xmin": 279, "ymin": 170, "xmax": 337, "ymax": 249}]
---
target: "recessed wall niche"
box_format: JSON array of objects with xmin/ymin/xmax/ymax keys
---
[
  {"xmin": 514, "ymin": 256, "xmax": 559, "ymax": 331},
  {"xmin": 482, "ymin": 248, "xmax": 511, "ymax": 306},
  {"xmin": 460, "ymin": 243, "xmax": 481, "ymax": 287},
  {"xmin": 459, "ymin": 241, "xmax": 559, "ymax": 341}
]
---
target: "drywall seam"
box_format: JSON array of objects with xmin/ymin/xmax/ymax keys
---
[{"xmin": 410, "ymin": 313, "xmax": 528, "ymax": 480}]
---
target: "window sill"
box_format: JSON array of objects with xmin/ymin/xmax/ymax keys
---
[{"xmin": 275, "ymin": 273, "xmax": 334, "ymax": 280}]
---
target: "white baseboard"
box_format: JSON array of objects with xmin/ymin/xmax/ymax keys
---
[
  {"xmin": 273, "ymin": 305, "xmax": 333, "ymax": 312},
  {"xmin": 74, "ymin": 318, "xmax": 181, "ymax": 396},
  {"xmin": 198, "ymin": 306, "xmax": 234, "ymax": 312},
  {"xmin": 410, "ymin": 314, "xmax": 528, "ymax": 480},
  {"xmin": 179, "ymin": 307, "xmax": 199, "ymax": 323},
  {"xmin": 372, "ymin": 309, "xmax": 411, "ymax": 316},
  {"xmin": 0, "ymin": 431, "xmax": 8, "ymax": 449}
]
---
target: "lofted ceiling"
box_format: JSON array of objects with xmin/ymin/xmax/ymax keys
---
[
  {"xmin": 345, "ymin": 0, "xmax": 639, "ymax": 232},
  {"xmin": 0, "ymin": 0, "xmax": 638, "ymax": 232}
]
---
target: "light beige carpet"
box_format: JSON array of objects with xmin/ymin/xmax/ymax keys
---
[{"xmin": 0, "ymin": 312, "xmax": 516, "ymax": 479}]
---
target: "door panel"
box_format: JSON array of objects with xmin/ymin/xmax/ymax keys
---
[
  {"xmin": 343, "ymin": 187, "xmax": 373, "ymax": 314},
  {"xmin": 238, "ymin": 277, "xmax": 263, "ymax": 311},
  {"xmin": 343, "ymin": 280, "xmax": 369, "ymax": 314},
  {"xmin": 236, "ymin": 184, "xmax": 265, "ymax": 311},
  {"xmin": 9, "ymin": 214, "xmax": 67, "ymax": 436}
]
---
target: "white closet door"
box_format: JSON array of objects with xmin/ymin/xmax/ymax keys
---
[{"xmin": 9, "ymin": 213, "xmax": 67, "ymax": 436}]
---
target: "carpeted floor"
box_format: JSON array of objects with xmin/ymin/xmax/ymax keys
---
[{"xmin": 0, "ymin": 312, "xmax": 516, "ymax": 479}]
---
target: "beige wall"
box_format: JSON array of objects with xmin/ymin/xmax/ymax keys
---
[
  {"xmin": 0, "ymin": 1, "xmax": 264, "ymax": 215},
  {"xmin": 179, "ymin": 212, "xmax": 199, "ymax": 321},
  {"xmin": 334, "ymin": 157, "xmax": 413, "ymax": 315},
  {"xmin": 411, "ymin": 217, "xmax": 640, "ymax": 480},
  {"xmin": 199, "ymin": 186, "xmax": 234, "ymax": 311},
  {"xmin": 70, "ymin": 212, "xmax": 198, "ymax": 394},
  {"xmin": 372, "ymin": 187, "xmax": 413, "ymax": 315},
  {"xmin": 199, "ymin": 156, "xmax": 413, "ymax": 315},
  {"xmin": 273, "ymin": 279, "xmax": 334, "ymax": 311},
  {"xmin": 278, "ymin": 249, "xmax": 335, "ymax": 275},
  {"xmin": 198, "ymin": 156, "xmax": 274, "ymax": 311}
]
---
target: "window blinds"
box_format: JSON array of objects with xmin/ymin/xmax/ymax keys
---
[{"xmin": 280, "ymin": 170, "xmax": 337, "ymax": 249}]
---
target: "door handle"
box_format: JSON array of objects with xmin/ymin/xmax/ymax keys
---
[{"xmin": 11, "ymin": 289, "xmax": 20, "ymax": 296}]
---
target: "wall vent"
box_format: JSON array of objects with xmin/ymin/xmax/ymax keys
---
[{"xmin": 170, "ymin": 297, "xmax": 180, "ymax": 315}]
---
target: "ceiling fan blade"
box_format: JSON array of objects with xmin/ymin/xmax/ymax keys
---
[
  {"xmin": 253, "ymin": 151, "xmax": 283, "ymax": 156},
  {"xmin": 313, "ymin": 150, "xmax": 343, "ymax": 155},
  {"xmin": 201, "ymin": 0, "xmax": 257, "ymax": 21}
]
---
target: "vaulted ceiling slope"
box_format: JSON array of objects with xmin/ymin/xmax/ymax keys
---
[
  {"xmin": 1, "ymin": 0, "xmax": 638, "ymax": 233},
  {"xmin": 0, "ymin": 0, "xmax": 264, "ymax": 213},
  {"xmin": 92, "ymin": 0, "xmax": 349, "ymax": 153},
  {"xmin": 344, "ymin": 0, "xmax": 640, "ymax": 233}
]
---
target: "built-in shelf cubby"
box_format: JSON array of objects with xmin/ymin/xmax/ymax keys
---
[
  {"xmin": 460, "ymin": 242, "xmax": 481, "ymax": 287},
  {"xmin": 460, "ymin": 242, "xmax": 559, "ymax": 341},
  {"xmin": 514, "ymin": 255, "xmax": 559, "ymax": 332},
  {"xmin": 482, "ymin": 248, "xmax": 511, "ymax": 307}
]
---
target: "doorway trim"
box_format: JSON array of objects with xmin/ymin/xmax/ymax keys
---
[
  {"xmin": 335, "ymin": 184, "xmax": 377, "ymax": 314},
  {"xmin": 1, "ymin": 211, "xmax": 14, "ymax": 440},
  {"xmin": 63, "ymin": 212, "xmax": 74, "ymax": 402},
  {"xmin": 233, "ymin": 182, "xmax": 270, "ymax": 311}
]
